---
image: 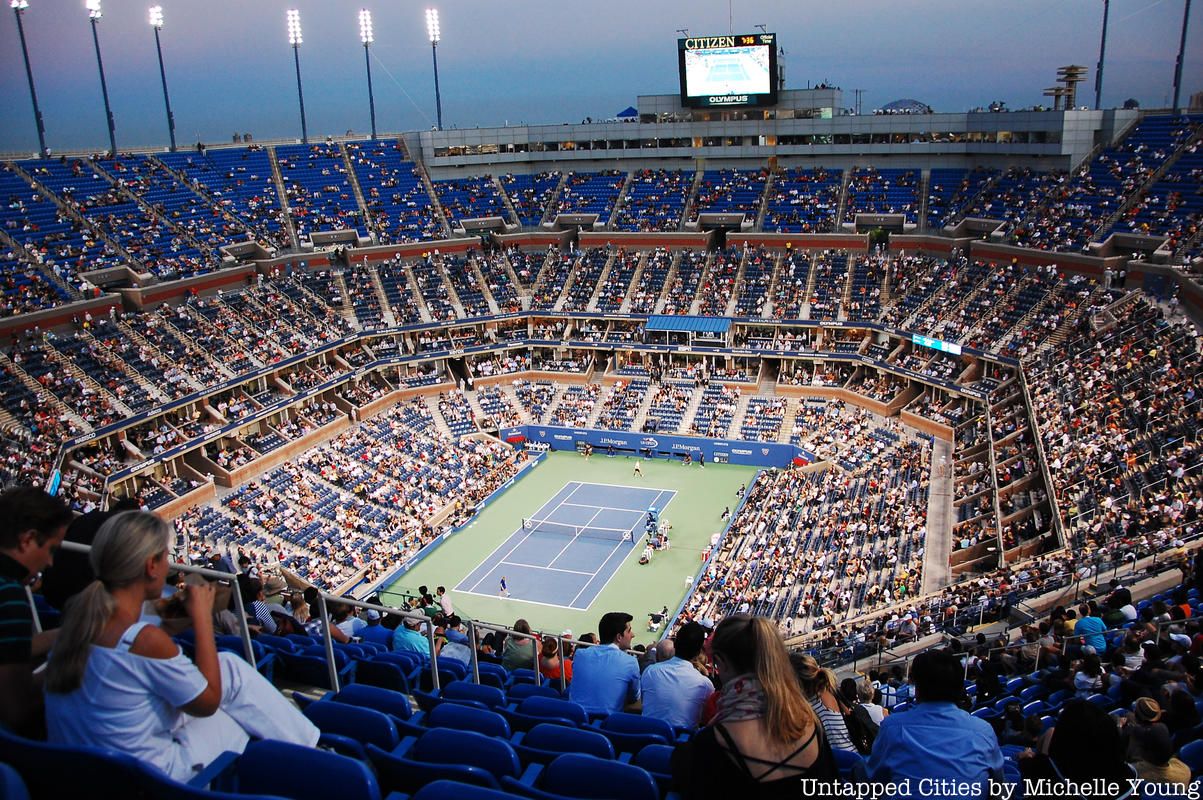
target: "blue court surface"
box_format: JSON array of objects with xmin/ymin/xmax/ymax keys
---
[{"xmin": 456, "ymin": 481, "xmax": 676, "ymax": 610}]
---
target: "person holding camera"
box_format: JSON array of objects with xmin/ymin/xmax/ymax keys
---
[{"xmin": 43, "ymin": 511, "xmax": 318, "ymax": 781}]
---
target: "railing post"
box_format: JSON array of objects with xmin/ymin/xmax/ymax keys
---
[
  {"xmin": 227, "ymin": 575, "xmax": 257, "ymax": 665},
  {"xmin": 467, "ymin": 621, "xmax": 481, "ymax": 685},
  {"xmin": 427, "ymin": 619, "xmax": 441, "ymax": 692},
  {"xmin": 315, "ymin": 593, "xmax": 340, "ymax": 693}
]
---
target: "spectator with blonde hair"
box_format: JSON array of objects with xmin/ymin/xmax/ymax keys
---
[
  {"xmin": 793, "ymin": 654, "xmax": 858, "ymax": 753},
  {"xmin": 673, "ymin": 614, "xmax": 835, "ymax": 796},
  {"xmin": 43, "ymin": 511, "xmax": 318, "ymax": 781}
]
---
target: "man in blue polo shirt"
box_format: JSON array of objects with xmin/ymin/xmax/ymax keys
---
[
  {"xmin": 641, "ymin": 622, "xmax": 713, "ymax": 728},
  {"xmin": 569, "ymin": 612, "xmax": 641, "ymax": 714},
  {"xmin": 863, "ymin": 649, "xmax": 1004, "ymax": 796}
]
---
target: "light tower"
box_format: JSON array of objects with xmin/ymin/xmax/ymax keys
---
[
  {"xmin": 287, "ymin": 8, "xmax": 308, "ymax": 144},
  {"xmin": 11, "ymin": 1, "xmax": 48, "ymax": 157},
  {"xmin": 149, "ymin": 5, "xmax": 177, "ymax": 151},
  {"xmin": 86, "ymin": 0, "xmax": 118, "ymax": 156},
  {"xmin": 359, "ymin": 9, "xmax": 377, "ymax": 139},
  {"xmin": 426, "ymin": 8, "xmax": 443, "ymax": 130}
]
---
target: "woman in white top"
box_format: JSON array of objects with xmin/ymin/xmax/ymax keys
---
[{"xmin": 44, "ymin": 511, "xmax": 317, "ymax": 781}]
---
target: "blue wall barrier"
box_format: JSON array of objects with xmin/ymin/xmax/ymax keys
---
[{"xmin": 502, "ymin": 424, "xmax": 814, "ymax": 468}]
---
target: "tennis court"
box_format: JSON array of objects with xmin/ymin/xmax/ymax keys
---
[
  {"xmin": 455, "ymin": 481, "xmax": 676, "ymax": 609},
  {"xmin": 386, "ymin": 451, "xmax": 756, "ymax": 643}
]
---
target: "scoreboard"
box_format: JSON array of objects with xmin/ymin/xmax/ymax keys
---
[{"xmin": 678, "ymin": 33, "xmax": 779, "ymax": 109}]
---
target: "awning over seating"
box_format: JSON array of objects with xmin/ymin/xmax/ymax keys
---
[{"xmin": 645, "ymin": 315, "xmax": 732, "ymax": 336}]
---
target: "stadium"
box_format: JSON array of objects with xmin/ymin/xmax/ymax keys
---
[{"xmin": 2, "ymin": 1, "xmax": 1203, "ymax": 796}]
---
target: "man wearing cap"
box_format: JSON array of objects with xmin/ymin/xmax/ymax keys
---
[
  {"xmin": 392, "ymin": 616, "xmax": 432, "ymax": 657},
  {"xmin": 360, "ymin": 608, "xmax": 392, "ymax": 647},
  {"xmin": 640, "ymin": 622, "xmax": 714, "ymax": 729}
]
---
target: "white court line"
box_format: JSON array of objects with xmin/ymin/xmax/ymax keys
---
[
  {"xmin": 568, "ymin": 487, "xmax": 679, "ymax": 607},
  {"xmin": 464, "ymin": 524, "xmax": 541, "ymax": 594},
  {"xmin": 457, "ymin": 586, "xmax": 580, "ymax": 611},
  {"xmin": 500, "ymin": 560, "xmax": 595, "ymax": 577},
  {"xmin": 568, "ymin": 536, "xmax": 629, "ymax": 607}
]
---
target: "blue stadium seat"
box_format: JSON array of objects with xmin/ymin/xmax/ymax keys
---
[
  {"xmin": 508, "ymin": 683, "xmax": 562, "ymax": 702},
  {"xmin": 368, "ymin": 744, "xmax": 502, "ymax": 794},
  {"xmin": 302, "ymin": 700, "xmax": 400, "ymax": 757},
  {"xmin": 330, "ymin": 683, "xmax": 414, "ymax": 720},
  {"xmin": 443, "ymin": 680, "xmax": 507, "ymax": 709},
  {"xmin": 354, "ymin": 659, "xmax": 413, "ymax": 694},
  {"xmin": 0, "ymin": 763, "xmax": 29, "ymax": 800},
  {"xmin": 504, "ymin": 753, "xmax": 658, "ymax": 800},
  {"xmin": 427, "ymin": 701, "xmax": 513, "ymax": 738},
  {"xmin": 632, "ymin": 743, "xmax": 675, "ymax": 793},
  {"xmin": 412, "ymin": 780, "xmax": 528, "ymax": 800},
  {"xmin": 1180, "ymin": 741, "xmax": 1203, "ymax": 778},
  {"xmin": 512, "ymin": 723, "xmax": 616, "ymax": 765},
  {"xmin": 595, "ymin": 712, "xmax": 672, "ymax": 754},
  {"xmin": 0, "ymin": 725, "xmax": 155, "ymax": 800},
  {"xmin": 832, "ymin": 748, "xmax": 864, "ymax": 781},
  {"xmin": 235, "ymin": 740, "xmax": 382, "ymax": 800},
  {"xmin": 518, "ymin": 696, "xmax": 590, "ymax": 726},
  {"xmin": 410, "ymin": 728, "xmax": 523, "ymax": 782}
]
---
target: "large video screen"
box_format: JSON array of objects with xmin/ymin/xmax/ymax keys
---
[{"xmin": 678, "ymin": 34, "xmax": 778, "ymax": 108}]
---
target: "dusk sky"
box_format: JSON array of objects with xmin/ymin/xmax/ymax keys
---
[{"xmin": 0, "ymin": 0, "xmax": 1198, "ymax": 154}]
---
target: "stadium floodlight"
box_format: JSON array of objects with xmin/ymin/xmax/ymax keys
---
[
  {"xmin": 425, "ymin": 8, "xmax": 443, "ymax": 130},
  {"xmin": 86, "ymin": 0, "xmax": 118, "ymax": 156},
  {"xmin": 1171, "ymin": 0, "xmax": 1192, "ymax": 111},
  {"xmin": 148, "ymin": 6, "xmax": 178, "ymax": 151},
  {"xmin": 286, "ymin": 9, "xmax": 309, "ymax": 143},
  {"xmin": 11, "ymin": 0, "xmax": 48, "ymax": 157},
  {"xmin": 359, "ymin": 9, "xmax": 378, "ymax": 138},
  {"xmin": 1094, "ymin": 0, "xmax": 1109, "ymax": 110}
]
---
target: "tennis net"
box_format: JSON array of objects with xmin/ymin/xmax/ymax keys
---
[{"xmin": 522, "ymin": 517, "xmax": 634, "ymax": 542}]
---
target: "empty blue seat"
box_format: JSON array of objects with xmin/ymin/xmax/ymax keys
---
[
  {"xmin": 412, "ymin": 780, "xmax": 527, "ymax": 800},
  {"xmin": 354, "ymin": 659, "xmax": 412, "ymax": 694},
  {"xmin": 0, "ymin": 763, "xmax": 28, "ymax": 800},
  {"xmin": 508, "ymin": 683, "xmax": 561, "ymax": 702},
  {"xmin": 367, "ymin": 744, "xmax": 501, "ymax": 794},
  {"xmin": 595, "ymin": 712, "xmax": 671, "ymax": 754},
  {"xmin": 632, "ymin": 743, "xmax": 675, "ymax": 793},
  {"xmin": 1179, "ymin": 740, "xmax": 1203, "ymax": 777},
  {"xmin": 235, "ymin": 740, "xmax": 381, "ymax": 800},
  {"xmin": 506, "ymin": 752, "xmax": 658, "ymax": 800},
  {"xmin": 330, "ymin": 683, "xmax": 413, "ymax": 720},
  {"xmin": 410, "ymin": 727, "xmax": 523, "ymax": 781},
  {"xmin": 831, "ymin": 748, "xmax": 864, "ymax": 780},
  {"xmin": 444, "ymin": 680, "xmax": 507, "ymax": 709},
  {"xmin": 302, "ymin": 699, "xmax": 400, "ymax": 756},
  {"xmin": 513, "ymin": 723, "xmax": 616, "ymax": 765},
  {"xmin": 519, "ymin": 696, "xmax": 589, "ymax": 726},
  {"xmin": 427, "ymin": 700, "xmax": 512, "ymax": 738}
]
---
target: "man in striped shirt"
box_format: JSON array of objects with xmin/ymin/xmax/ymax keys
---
[{"xmin": 0, "ymin": 486, "xmax": 72, "ymax": 733}]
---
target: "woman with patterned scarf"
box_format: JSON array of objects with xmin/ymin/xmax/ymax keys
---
[{"xmin": 672, "ymin": 615, "xmax": 837, "ymax": 797}]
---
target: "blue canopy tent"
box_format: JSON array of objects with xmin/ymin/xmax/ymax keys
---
[{"xmin": 644, "ymin": 315, "xmax": 732, "ymax": 347}]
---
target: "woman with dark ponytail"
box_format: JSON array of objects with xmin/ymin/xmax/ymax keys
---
[
  {"xmin": 672, "ymin": 614, "xmax": 836, "ymax": 797},
  {"xmin": 44, "ymin": 511, "xmax": 318, "ymax": 780}
]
